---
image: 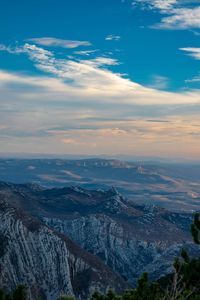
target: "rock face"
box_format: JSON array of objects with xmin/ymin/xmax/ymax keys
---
[
  {"xmin": 44, "ymin": 210, "xmax": 195, "ymax": 285},
  {"xmin": 0, "ymin": 184, "xmax": 128, "ymax": 300},
  {"xmin": 0, "ymin": 182, "xmax": 196, "ymax": 292},
  {"xmin": 44, "ymin": 215, "xmax": 180, "ymax": 284}
]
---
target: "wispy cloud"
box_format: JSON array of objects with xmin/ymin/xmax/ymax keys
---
[
  {"xmin": 180, "ymin": 47, "xmax": 200, "ymax": 60},
  {"xmin": 133, "ymin": 0, "xmax": 177, "ymax": 11},
  {"xmin": 133, "ymin": 1, "xmax": 200, "ymax": 30},
  {"xmin": 81, "ymin": 57, "xmax": 120, "ymax": 67},
  {"xmin": 73, "ymin": 50, "xmax": 98, "ymax": 56},
  {"xmin": 1, "ymin": 41, "xmax": 200, "ymax": 157},
  {"xmin": 147, "ymin": 75, "xmax": 170, "ymax": 90},
  {"xmin": 0, "ymin": 44, "xmax": 24, "ymax": 54},
  {"xmin": 0, "ymin": 43, "xmax": 127, "ymax": 94},
  {"xmin": 180, "ymin": 47, "xmax": 200, "ymax": 82},
  {"xmin": 185, "ymin": 75, "xmax": 200, "ymax": 83},
  {"xmin": 190, "ymin": 30, "xmax": 200, "ymax": 36},
  {"xmin": 105, "ymin": 35, "xmax": 121, "ymax": 41},
  {"xmin": 0, "ymin": 43, "xmax": 200, "ymax": 104},
  {"xmin": 26, "ymin": 37, "xmax": 92, "ymax": 48},
  {"xmin": 155, "ymin": 7, "xmax": 200, "ymax": 30}
]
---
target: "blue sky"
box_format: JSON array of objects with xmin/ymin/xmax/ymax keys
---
[{"xmin": 0, "ymin": 0, "xmax": 200, "ymax": 159}]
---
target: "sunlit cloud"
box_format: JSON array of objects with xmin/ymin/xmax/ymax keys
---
[
  {"xmin": 26, "ymin": 37, "xmax": 91, "ymax": 48},
  {"xmin": 61, "ymin": 138, "xmax": 79, "ymax": 144},
  {"xmin": 0, "ymin": 40, "xmax": 200, "ymax": 158}
]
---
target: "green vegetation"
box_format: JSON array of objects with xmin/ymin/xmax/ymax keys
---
[
  {"xmin": 0, "ymin": 214, "xmax": 199, "ymax": 300},
  {"xmin": 0, "ymin": 285, "xmax": 26, "ymax": 300}
]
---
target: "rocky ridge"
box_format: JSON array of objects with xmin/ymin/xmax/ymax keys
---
[
  {"xmin": 0, "ymin": 182, "xmax": 196, "ymax": 289},
  {"xmin": 0, "ymin": 185, "xmax": 128, "ymax": 299}
]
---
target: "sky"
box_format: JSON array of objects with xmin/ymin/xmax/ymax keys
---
[{"xmin": 0, "ymin": 0, "xmax": 200, "ymax": 159}]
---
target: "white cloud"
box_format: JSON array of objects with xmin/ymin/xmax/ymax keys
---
[
  {"xmin": 1, "ymin": 41, "xmax": 200, "ymax": 156},
  {"xmin": 180, "ymin": 47, "xmax": 200, "ymax": 60},
  {"xmin": 0, "ymin": 43, "xmax": 129, "ymax": 94},
  {"xmin": 133, "ymin": 0, "xmax": 177, "ymax": 11},
  {"xmin": 26, "ymin": 37, "xmax": 91, "ymax": 48},
  {"xmin": 185, "ymin": 75, "xmax": 200, "ymax": 83},
  {"xmin": 133, "ymin": 1, "xmax": 200, "ymax": 30},
  {"xmin": 105, "ymin": 35, "xmax": 121, "ymax": 41},
  {"xmin": 81, "ymin": 57, "xmax": 120, "ymax": 67},
  {"xmin": 155, "ymin": 7, "xmax": 200, "ymax": 29},
  {"xmin": 179, "ymin": 48, "xmax": 200, "ymax": 82},
  {"xmin": 0, "ymin": 43, "xmax": 200, "ymax": 105},
  {"xmin": 73, "ymin": 50, "xmax": 98, "ymax": 56},
  {"xmin": 0, "ymin": 68, "xmax": 200, "ymax": 157},
  {"xmin": 0, "ymin": 44, "xmax": 24, "ymax": 54}
]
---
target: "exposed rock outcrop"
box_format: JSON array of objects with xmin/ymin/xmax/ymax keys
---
[{"xmin": 0, "ymin": 190, "xmax": 128, "ymax": 299}]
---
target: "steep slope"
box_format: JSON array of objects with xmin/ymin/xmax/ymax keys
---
[
  {"xmin": 0, "ymin": 182, "xmax": 196, "ymax": 286},
  {"xmin": 0, "ymin": 186, "xmax": 128, "ymax": 299}
]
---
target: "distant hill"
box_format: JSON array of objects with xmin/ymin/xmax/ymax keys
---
[{"xmin": 0, "ymin": 158, "xmax": 200, "ymax": 211}]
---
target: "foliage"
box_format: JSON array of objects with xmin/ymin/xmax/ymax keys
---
[
  {"xmin": 58, "ymin": 297, "xmax": 75, "ymax": 300},
  {"xmin": 191, "ymin": 213, "xmax": 200, "ymax": 244},
  {"xmin": 0, "ymin": 285, "xmax": 27, "ymax": 300},
  {"xmin": 12, "ymin": 285, "xmax": 27, "ymax": 300}
]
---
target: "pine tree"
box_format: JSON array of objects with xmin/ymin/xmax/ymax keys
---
[
  {"xmin": 106, "ymin": 289, "xmax": 121, "ymax": 300},
  {"xmin": 90, "ymin": 290, "xmax": 105, "ymax": 300},
  {"xmin": 13, "ymin": 285, "xmax": 27, "ymax": 300},
  {"xmin": 0, "ymin": 289, "xmax": 4, "ymax": 300},
  {"xmin": 191, "ymin": 212, "xmax": 200, "ymax": 244},
  {"xmin": 58, "ymin": 296, "xmax": 75, "ymax": 300}
]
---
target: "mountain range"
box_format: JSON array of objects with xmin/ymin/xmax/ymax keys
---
[
  {"xmin": 0, "ymin": 180, "xmax": 198, "ymax": 299},
  {"xmin": 0, "ymin": 158, "xmax": 200, "ymax": 211}
]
